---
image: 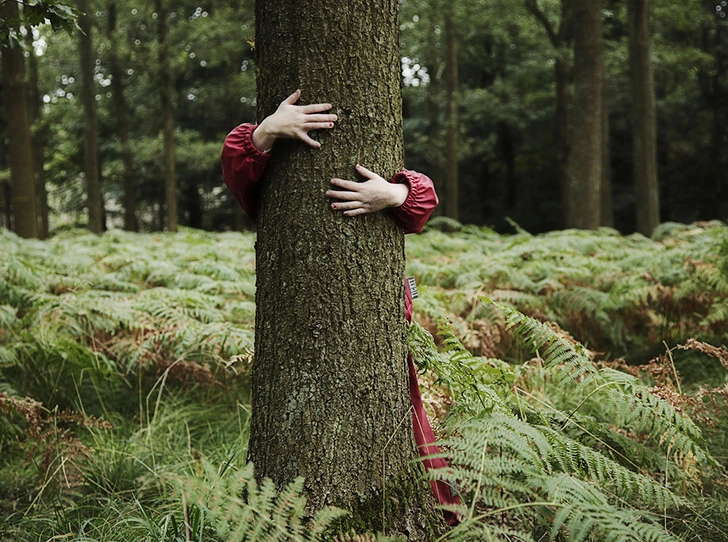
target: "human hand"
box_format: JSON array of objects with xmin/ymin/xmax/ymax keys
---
[
  {"xmin": 327, "ymin": 164, "xmax": 410, "ymax": 217},
  {"xmin": 252, "ymin": 89, "xmax": 337, "ymax": 151}
]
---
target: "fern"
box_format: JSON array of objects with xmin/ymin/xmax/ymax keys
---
[{"xmin": 179, "ymin": 461, "xmax": 346, "ymax": 542}]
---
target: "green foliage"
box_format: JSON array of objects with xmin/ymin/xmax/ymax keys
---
[
  {"xmin": 2, "ymin": 227, "xmax": 728, "ymax": 541},
  {"xmin": 409, "ymin": 309, "xmax": 719, "ymax": 541},
  {"xmin": 179, "ymin": 461, "xmax": 346, "ymax": 542},
  {"xmin": 0, "ymin": 0, "xmax": 79, "ymax": 47}
]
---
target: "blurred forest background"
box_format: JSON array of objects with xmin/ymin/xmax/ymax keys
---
[{"xmin": 1, "ymin": 0, "xmax": 727, "ymax": 238}]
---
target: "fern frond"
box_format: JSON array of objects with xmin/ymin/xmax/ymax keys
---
[{"xmin": 180, "ymin": 460, "xmax": 346, "ymax": 542}]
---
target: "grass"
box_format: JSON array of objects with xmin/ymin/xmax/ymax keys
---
[{"xmin": 1, "ymin": 222, "xmax": 727, "ymax": 541}]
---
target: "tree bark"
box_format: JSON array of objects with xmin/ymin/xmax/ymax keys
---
[
  {"xmin": 629, "ymin": 0, "xmax": 660, "ymax": 236},
  {"xmin": 601, "ymin": 80, "xmax": 613, "ymax": 227},
  {"xmin": 108, "ymin": 0, "xmax": 137, "ymax": 231},
  {"xmin": 253, "ymin": 1, "xmax": 442, "ymax": 537},
  {"xmin": 25, "ymin": 25, "xmax": 49, "ymax": 239},
  {"xmin": 444, "ymin": 9, "xmax": 459, "ymax": 221},
  {"xmin": 77, "ymin": 0, "xmax": 104, "ymax": 234},
  {"xmin": 567, "ymin": 0, "xmax": 604, "ymax": 229},
  {"xmin": 555, "ymin": 55, "xmax": 570, "ymax": 224},
  {"xmin": 155, "ymin": 0, "xmax": 177, "ymax": 232},
  {"xmin": 1, "ymin": 0, "xmax": 38, "ymax": 238}
]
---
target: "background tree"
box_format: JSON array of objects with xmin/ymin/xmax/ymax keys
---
[
  {"xmin": 252, "ymin": 0, "xmax": 441, "ymax": 536},
  {"xmin": 1, "ymin": 0, "xmax": 38, "ymax": 238},
  {"xmin": 444, "ymin": 3, "xmax": 459, "ymax": 220},
  {"xmin": 629, "ymin": 0, "xmax": 660, "ymax": 235},
  {"xmin": 26, "ymin": 24, "xmax": 50, "ymax": 238},
  {"xmin": 566, "ymin": 0, "xmax": 605, "ymax": 228},
  {"xmin": 77, "ymin": 0, "xmax": 104, "ymax": 233},
  {"xmin": 155, "ymin": 0, "xmax": 177, "ymax": 232},
  {"xmin": 107, "ymin": 0, "xmax": 136, "ymax": 231}
]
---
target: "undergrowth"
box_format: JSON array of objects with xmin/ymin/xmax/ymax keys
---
[{"xmin": 1, "ymin": 223, "xmax": 727, "ymax": 541}]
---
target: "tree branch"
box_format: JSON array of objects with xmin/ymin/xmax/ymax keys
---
[{"xmin": 524, "ymin": 0, "xmax": 559, "ymax": 47}]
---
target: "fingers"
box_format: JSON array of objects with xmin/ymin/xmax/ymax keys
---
[
  {"xmin": 303, "ymin": 121, "xmax": 336, "ymax": 131},
  {"xmin": 299, "ymin": 132, "xmax": 322, "ymax": 148},
  {"xmin": 327, "ymin": 189, "xmax": 360, "ymax": 201},
  {"xmin": 304, "ymin": 114, "xmax": 338, "ymax": 123},
  {"xmin": 329, "ymin": 178, "xmax": 360, "ymax": 192},
  {"xmin": 284, "ymin": 89, "xmax": 301, "ymax": 105},
  {"xmin": 301, "ymin": 103, "xmax": 333, "ymax": 114},
  {"xmin": 355, "ymin": 164, "xmax": 377, "ymax": 179},
  {"xmin": 330, "ymin": 200, "xmax": 361, "ymax": 210}
]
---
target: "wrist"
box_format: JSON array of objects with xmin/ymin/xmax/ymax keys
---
[
  {"xmin": 252, "ymin": 119, "xmax": 277, "ymax": 152},
  {"xmin": 389, "ymin": 182, "xmax": 410, "ymax": 208}
]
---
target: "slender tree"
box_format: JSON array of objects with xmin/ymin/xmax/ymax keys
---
[
  {"xmin": 25, "ymin": 24, "xmax": 49, "ymax": 238},
  {"xmin": 629, "ymin": 0, "xmax": 659, "ymax": 235},
  {"xmin": 77, "ymin": 0, "xmax": 104, "ymax": 233},
  {"xmin": 1, "ymin": 0, "xmax": 38, "ymax": 238},
  {"xmin": 444, "ymin": 7, "xmax": 459, "ymax": 220},
  {"xmin": 566, "ymin": 0, "xmax": 605, "ymax": 228},
  {"xmin": 524, "ymin": 0, "xmax": 573, "ymax": 226},
  {"xmin": 107, "ymin": 0, "xmax": 137, "ymax": 231},
  {"xmin": 252, "ymin": 0, "xmax": 441, "ymax": 536},
  {"xmin": 155, "ymin": 0, "xmax": 177, "ymax": 232}
]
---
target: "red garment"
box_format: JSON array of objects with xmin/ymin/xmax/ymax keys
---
[{"xmin": 222, "ymin": 124, "xmax": 460, "ymax": 522}]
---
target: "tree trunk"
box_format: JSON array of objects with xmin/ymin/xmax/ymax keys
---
[
  {"xmin": 155, "ymin": 0, "xmax": 177, "ymax": 232},
  {"xmin": 108, "ymin": 0, "xmax": 137, "ymax": 231},
  {"xmin": 1, "ymin": 0, "xmax": 38, "ymax": 239},
  {"xmin": 77, "ymin": 0, "xmax": 104, "ymax": 234},
  {"xmin": 444, "ymin": 10, "xmax": 459, "ymax": 221},
  {"xmin": 253, "ymin": 1, "xmax": 442, "ymax": 537},
  {"xmin": 555, "ymin": 55, "xmax": 570, "ymax": 225},
  {"xmin": 25, "ymin": 25, "xmax": 49, "ymax": 239},
  {"xmin": 629, "ymin": 0, "xmax": 660, "ymax": 236},
  {"xmin": 601, "ymin": 81, "xmax": 613, "ymax": 227},
  {"xmin": 567, "ymin": 0, "xmax": 604, "ymax": 229},
  {"xmin": 425, "ymin": 61, "xmax": 443, "ymax": 218}
]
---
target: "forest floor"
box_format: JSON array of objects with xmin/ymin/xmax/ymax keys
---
[{"xmin": 1, "ymin": 221, "xmax": 728, "ymax": 541}]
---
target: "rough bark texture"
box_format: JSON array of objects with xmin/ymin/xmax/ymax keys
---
[
  {"xmin": 155, "ymin": 0, "xmax": 177, "ymax": 232},
  {"xmin": 444, "ymin": 10, "xmax": 459, "ymax": 221},
  {"xmin": 1, "ymin": 0, "xmax": 38, "ymax": 239},
  {"xmin": 78, "ymin": 0, "xmax": 104, "ymax": 234},
  {"xmin": 108, "ymin": 0, "xmax": 137, "ymax": 231},
  {"xmin": 567, "ymin": 0, "xmax": 604, "ymax": 229},
  {"xmin": 26, "ymin": 25, "xmax": 49, "ymax": 239},
  {"xmin": 601, "ymin": 80, "xmax": 613, "ymax": 227},
  {"xmin": 629, "ymin": 0, "xmax": 660, "ymax": 236},
  {"xmin": 252, "ymin": 1, "xmax": 442, "ymax": 538}
]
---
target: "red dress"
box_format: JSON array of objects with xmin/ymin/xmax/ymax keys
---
[{"xmin": 222, "ymin": 124, "xmax": 460, "ymax": 522}]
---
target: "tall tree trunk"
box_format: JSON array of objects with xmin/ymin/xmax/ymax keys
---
[
  {"xmin": 425, "ymin": 62, "xmax": 443, "ymax": 218},
  {"xmin": 567, "ymin": 0, "xmax": 604, "ymax": 229},
  {"xmin": 253, "ymin": 1, "xmax": 441, "ymax": 537},
  {"xmin": 25, "ymin": 25, "xmax": 49, "ymax": 239},
  {"xmin": 1, "ymin": 1, "xmax": 38, "ymax": 238},
  {"xmin": 77, "ymin": 0, "xmax": 104, "ymax": 234},
  {"xmin": 555, "ymin": 55, "xmax": 570, "ymax": 224},
  {"xmin": 444, "ymin": 9, "xmax": 459, "ymax": 221},
  {"xmin": 155, "ymin": 0, "xmax": 177, "ymax": 232},
  {"xmin": 601, "ymin": 81, "xmax": 613, "ymax": 227},
  {"xmin": 108, "ymin": 0, "xmax": 137, "ymax": 231},
  {"xmin": 629, "ymin": 0, "xmax": 659, "ymax": 235}
]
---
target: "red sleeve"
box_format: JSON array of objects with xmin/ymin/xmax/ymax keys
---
[
  {"xmin": 391, "ymin": 169, "xmax": 439, "ymax": 234},
  {"xmin": 221, "ymin": 123, "xmax": 271, "ymax": 222}
]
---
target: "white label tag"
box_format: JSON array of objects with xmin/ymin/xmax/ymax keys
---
[{"xmin": 406, "ymin": 276, "xmax": 419, "ymax": 299}]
